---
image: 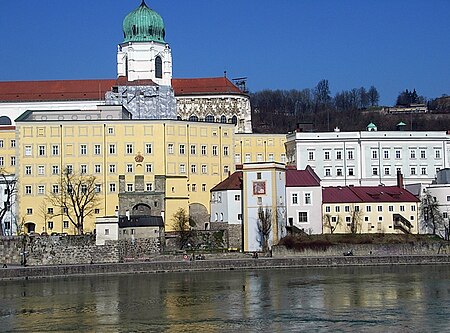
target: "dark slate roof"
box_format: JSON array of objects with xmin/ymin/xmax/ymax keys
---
[
  {"xmin": 323, "ymin": 186, "xmax": 420, "ymax": 204},
  {"xmin": 119, "ymin": 216, "xmax": 164, "ymax": 228},
  {"xmin": 286, "ymin": 166, "xmax": 321, "ymax": 187},
  {"xmin": 210, "ymin": 171, "xmax": 242, "ymax": 192}
]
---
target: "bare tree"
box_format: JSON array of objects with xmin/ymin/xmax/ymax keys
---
[
  {"xmin": 257, "ymin": 206, "xmax": 272, "ymax": 252},
  {"xmin": 0, "ymin": 171, "xmax": 18, "ymax": 236},
  {"xmin": 348, "ymin": 205, "xmax": 364, "ymax": 234},
  {"xmin": 46, "ymin": 170, "xmax": 101, "ymax": 235},
  {"xmin": 420, "ymin": 189, "xmax": 444, "ymax": 236},
  {"xmin": 171, "ymin": 207, "xmax": 194, "ymax": 249},
  {"xmin": 323, "ymin": 214, "xmax": 341, "ymax": 234}
]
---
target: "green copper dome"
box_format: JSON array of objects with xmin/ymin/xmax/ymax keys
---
[{"xmin": 122, "ymin": 1, "xmax": 165, "ymax": 43}]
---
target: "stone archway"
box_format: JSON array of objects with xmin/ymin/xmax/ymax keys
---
[
  {"xmin": 189, "ymin": 203, "xmax": 210, "ymax": 230},
  {"xmin": 132, "ymin": 203, "xmax": 152, "ymax": 216}
]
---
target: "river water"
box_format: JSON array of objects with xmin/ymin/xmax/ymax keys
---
[{"xmin": 0, "ymin": 265, "xmax": 449, "ymax": 332}]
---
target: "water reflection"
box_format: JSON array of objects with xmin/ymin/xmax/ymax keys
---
[{"xmin": 0, "ymin": 265, "xmax": 449, "ymax": 332}]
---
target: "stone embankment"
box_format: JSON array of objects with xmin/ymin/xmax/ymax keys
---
[{"xmin": 1, "ymin": 254, "xmax": 449, "ymax": 281}]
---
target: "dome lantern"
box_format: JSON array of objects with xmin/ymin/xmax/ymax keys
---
[{"xmin": 122, "ymin": 1, "xmax": 165, "ymax": 43}]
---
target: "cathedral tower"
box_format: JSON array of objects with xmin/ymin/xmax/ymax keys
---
[{"xmin": 117, "ymin": 1, "xmax": 173, "ymax": 86}]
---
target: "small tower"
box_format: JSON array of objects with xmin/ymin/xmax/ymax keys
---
[
  {"xmin": 366, "ymin": 122, "xmax": 378, "ymax": 131},
  {"xmin": 117, "ymin": 1, "xmax": 173, "ymax": 86}
]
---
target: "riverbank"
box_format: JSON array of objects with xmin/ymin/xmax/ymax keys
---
[{"xmin": 1, "ymin": 254, "xmax": 450, "ymax": 281}]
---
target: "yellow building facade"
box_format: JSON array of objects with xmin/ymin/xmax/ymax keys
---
[{"xmin": 9, "ymin": 107, "xmax": 287, "ymax": 234}]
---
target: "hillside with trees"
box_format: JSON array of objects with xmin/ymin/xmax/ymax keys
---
[{"xmin": 250, "ymin": 80, "xmax": 450, "ymax": 133}]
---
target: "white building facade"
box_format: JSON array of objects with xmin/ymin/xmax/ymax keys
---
[{"xmin": 286, "ymin": 129, "xmax": 450, "ymax": 187}]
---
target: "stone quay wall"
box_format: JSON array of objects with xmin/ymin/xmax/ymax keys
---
[
  {"xmin": 272, "ymin": 242, "xmax": 450, "ymax": 257},
  {"xmin": 1, "ymin": 255, "xmax": 449, "ymax": 281},
  {"xmin": 0, "ymin": 235, "xmax": 162, "ymax": 266}
]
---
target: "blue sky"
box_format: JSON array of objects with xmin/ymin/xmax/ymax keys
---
[{"xmin": 1, "ymin": 0, "xmax": 449, "ymax": 105}]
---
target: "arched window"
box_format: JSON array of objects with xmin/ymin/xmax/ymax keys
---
[
  {"xmin": 205, "ymin": 115, "xmax": 215, "ymax": 123},
  {"xmin": 220, "ymin": 115, "xmax": 227, "ymax": 123},
  {"xmin": 155, "ymin": 56, "xmax": 162, "ymax": 79},
  {"xmin": 189, "ymin": 115, "xmax": 198, "ymax": 122},
  {"xmin": 231, "ymin": 115, "xmax": 238, "ymax": 124}
]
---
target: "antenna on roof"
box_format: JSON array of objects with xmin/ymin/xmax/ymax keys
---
[{"xmin": 232, "ymin": 77, "xmax": 248, "ymax": 93}]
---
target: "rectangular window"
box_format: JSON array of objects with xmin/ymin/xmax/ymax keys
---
[
  {"xmin": 95, "ymin": 164, "xmax": 101, "ymax": 173},
  {"xmin": 421, "ymin": 167, "xmax": 427, "ymax": 175},
  {"xmin": 108, "ymin": 127, "xmax": 114, "ymax": 134},
  {"xmin": 146, "ymin": 164, "xmax": 153, "ymax": 173},
  {"xmin": 168, "ymin": 143, "xmax": 174, "ymax": 154},
  {"xmin": 52, "ymin": 185, "xmax": 59, "ymax": 194},
  {"xmin": 268, "ymin": 153, "xmax": 274, "ymax": 162},
  {"xmin": 39, "ymin": 145, "xmax": 46, "ymax": 156},
  {"xmin": 400, "ymin": 205, "xmax": 405, "ymax": 212},
  {"xmin": 52, "ymin": 145, "xmax": 59, "ymax": 156},
  {"xmin": 109, "ymin": 164, "xmax": 116, "ymax": 173},
  {"xmin": 66, "ymin": 165, "xmax": 73, "ymax": 174},
  {"xmin": 38, "ymin": 185, "xmax": 45, "ymax": 195},
  {"xmin": 191, "ymin": 184, "xmax": 197, "ymax": 192},
  {"xmin": 94, "ymin": 144, "xmax": 101, "ymax": 155},
  {"xmin": 324, "ymin": 151, "xmax": 330, "ymax": 160},
  {"xmin": 257, "ymin": 153, "xmax": 263, "ymax": 162},
  {"xmin": 235, "ymin": 194, "xmax": 241, "ymax": 201},
  {"xmin": 191, "ymin": 164, "xmax": 197, "ymax": 173},
  {"xmin": 336, "ymin": 168, "xmax": 343, "ymax": 176},
  {"xmin": 145, "ymin": 143, "xmax": 152, "ymax": 154},
  {"xmin": 384, "ymin": 167, "xmax": 390, "ymax": 175},
  {"xmin": 389, "ymin": 205, "xmax": 394, "ymax": 212},
  {"xmin": 27, "ymin": 208, "xmax": 33, "ymax": 215},
  {"xmin": 202, "ymin": 184, "xmax": 207, "ymax": 192},
  {"xmin": 0, "ymin": 140, "xmax": 3, "ymax": 148},
  {"xmin": 298, "ymin": 212, "xmax": 308, "ymax": 223},
  {"xmin": 52, "ymin": 165, "xmax": 59, "ymax": 175},
  {"xmin": 95, "ymin": 184, "xmax": 101, "ymax": 193},
  {"xmin": 347, "ymin": 150, "xmax": 354, "ymax": 160},
  {"xmin": 212, "ymin": 145, "xmax": 218, "ymax": 156},
  {"xmin": 179, "ymin": 164, "xmax": 186, "ymax": 174},
  {"xmin": 127, "ymin": 164, "xmax": 133, "ymax": 173},
  {"xmin": 25, "ymin": 165, "xmax": 32, "ymax": 175},
  {"xmin": 345, "ymin": 206, "xmax": 350, "ymax": 212},
  {"xmin": 223, "ymin": 165, "xmax": 229, "ymax": 174},
  {"xmin": 146, "ymin": 183, "xmax": 153, "ymax": 191},
  {"xmin": 63, "ymin": 221, "xmax": 69, "ymax": 229},
  {"xmin": 325, "ymin": 206, "xmax": 331, "ymax": 213},
  {"xmin": 109, "ymin": 144, "xmax": 116, "ymax": 154},
  {"xmin": 223, "ymin": 146, "xmax": 229, "ymax": 156},
  {"xmin": 48, "ymin": 221, "xmax": 54, "ymax": 230},
  {"xmin": 335, "ymin": 206, "xmax": 340, "ymax": 213},
  {"xmin": 377, "ymin": 205, "xmax": 383, "ymax": 212},
  {"xmin": 38, "ymin": 165, "xmax": 45, "ymax": 175},
  {"xmin": 190, "ymin": 145, "xmax": 196, "ymax": 155},
  {"xmin": 325, "ymin": 168, "xmax": 331, "ymax": 177},
  {"xmin": 179, "ymin": 144, "xmax": 185, "ymax": 155},
  {"xmin": 245, "ymin": 153, "xmax": 251, "ymax": 163},
  {"xmin": 304, "ymin": 193, "xmax": 311, "ymax": 205},
  {"xmin": 383, "ymin": 150, "xmax": 389, "ymax": 159},
  {"xmin": 80, "ymin": 144, "xmax": 87, "ymax": 155},
  {"xmin": 201, "ymin": 145, "xmax": 207, "ymax": 155},
  {"xmin": 0, "ymin": 157, "xmax": 3, "ymax": 167},
  {"xmin": 372, "ymin": 150, "xmax": 378, "ymax": 159},
  {"xmin": 410, "ymin": 150, "xmax": 416, "ymax": 159},
  {"xmin": 372, "ymin": 167, "xmax": 378, "ymax": 176},
  {"xmin": 126, "ymin": 144, "xmax": 134, "ymax": 154},
  {"xmin": 80, "ymin": 164, "xmax": 87, "ymax": 174},
  {"xmin": 10, "ymin": 156, "xmax": 15, "ymax": 166},
  {"xmin": 366, "ymin": 205, "xmax": 372, "ymax": 212},
  {"xmin": 308, "ymin": 151, "xmax": 314, "ymax": 161},
  {"xmin": 25, "ymin": 145, "xmax": 32, "ymax": 156},
  {"xmin": 420, "ymin": 150, "xmax": 426, "ymax": 159},
  {"xmin": 292, "ymin": 193, "xmax": 298, "ymax": 205},
  {"xmin": 411, "ymin": 205, "xmax": 416, "ymax": 212},
  {"xmin": 396, "ymin": 150, "xmax": 401, "ymax": 159},
  {"xmin": 435, "ymin": 150, "xmax": 441, "ymax": 159},
  {"xmin": 348, "ymin": 168, "xmax": 354, "ymax": 176},
  {"xmin": 25, "ymin": 185, "xmax": 32, "ymax": 194},
  {"xmin": 127, "ymin": 184, "xmax": 133, "ymax": 192},
  {"xmin": 410, "ymin": 167, "xmax": 416, "ymax": 175},
  {"xmin": 109, "ymin": 183, "xmax": 116, "ymax": 192},
  {"xmin": 336, "ymin": 151, "xmax": 342, "ymax": 160},
  {"xmin": 47, "ymin": 207, "xmax": 54, "ymax": 215},
  {"xmin": 201, "ymin": 164, "xmax": 207, "ymax": 174}
]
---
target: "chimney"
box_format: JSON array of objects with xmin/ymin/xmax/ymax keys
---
[{"xmin": 396, "ymin": 170, "xmax": 404, "ymax": 188}]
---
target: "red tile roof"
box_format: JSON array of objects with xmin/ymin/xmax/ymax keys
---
[
  {"xmin": 210, "ymin": 171, "xmax": 242, "ymax": 192},
  {"xmin": 323, "ymin": 186, "xmax": 419, "ymax": 204},
  {"xmin": 286, "ymin": 166, "xmax": 321, "ymax": 187},
  {"xmin": 172, "ymin": 77, "xmax": 242, "ymax": 95},
  {"xmin": 0, "ymin": 77, "xmax": 242, "ymax": 102}
]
